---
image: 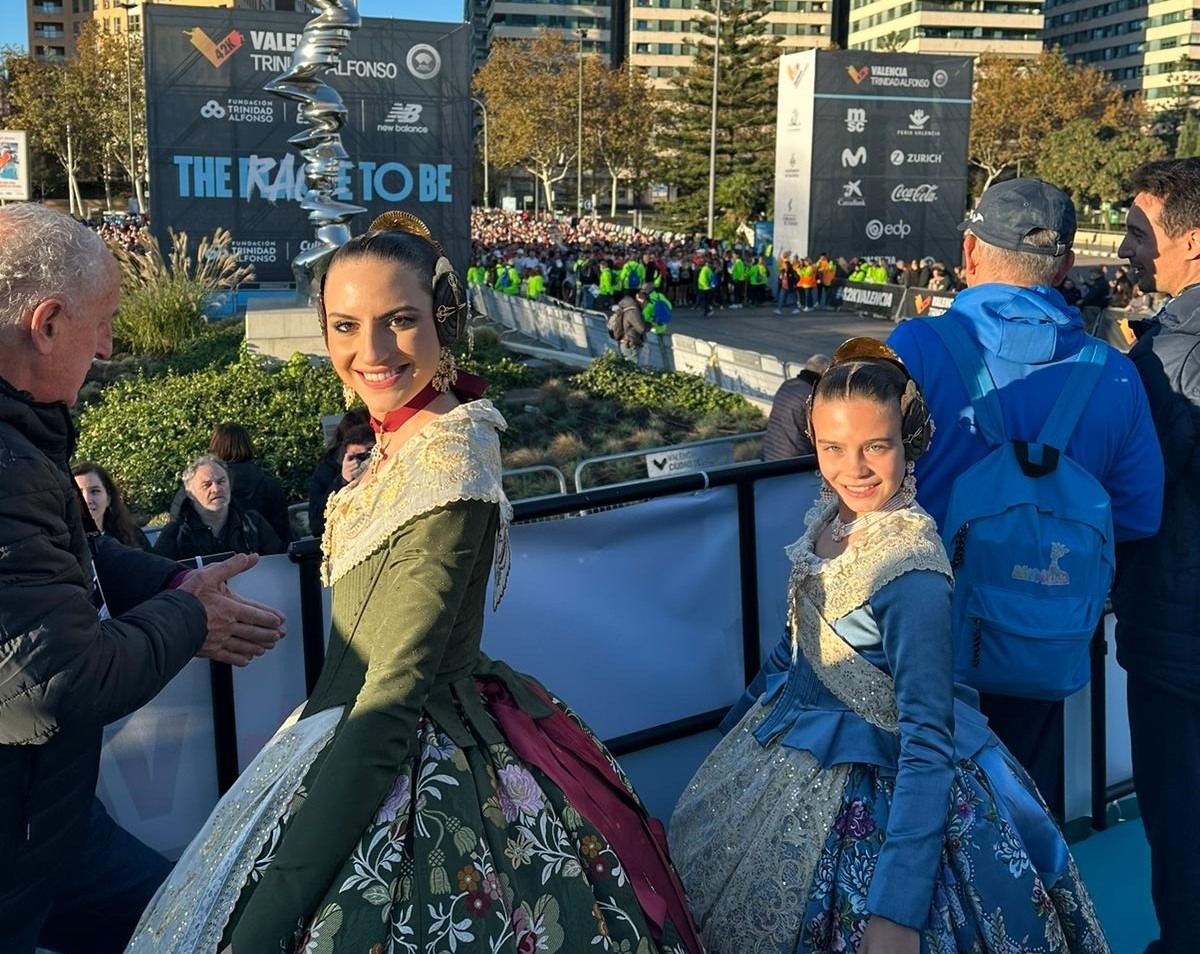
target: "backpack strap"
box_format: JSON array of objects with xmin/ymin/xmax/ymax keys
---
[
  {"xmin": 1036, "ymin": 341, "xmax": 1107, "ymax": 451},
  {"xmin": 927, "ymin": 318, "xmax": 1007, "ymax": 446}
]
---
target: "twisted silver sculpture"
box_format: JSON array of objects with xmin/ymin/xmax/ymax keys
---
[{"xmin": 266, "ymin": 0, "xmax": 365, "ymax": 294}]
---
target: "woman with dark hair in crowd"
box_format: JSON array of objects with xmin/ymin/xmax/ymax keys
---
[
  {"xmin": 207, "ymin": 422, "xmax": 292, "ymax": 544},
  {"xmin": 128, "ymin": 212, "xmax": 702, "ymax": 954},
  {"xmin": 152, "ymin": 455, "xmax": 284, "ymax": 562},
  {"xmin": 670, "ymin": 339, "xmax": 1110, "ymax": 954},
  {"xmin": 71, "ymin": 460, "xmax": 151, "ymax": 550},
  {"xmin": 306, "ymin": 407, "xmax": 369, "ymax": 538}
]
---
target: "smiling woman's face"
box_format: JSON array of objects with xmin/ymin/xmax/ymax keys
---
[
  {"xmin": 810, "ymin": 395, "xmax": 905, "ymax": 519},
  {"xmin": 322, "ymin": 256, "xmax": 442, "ymax": 421}
]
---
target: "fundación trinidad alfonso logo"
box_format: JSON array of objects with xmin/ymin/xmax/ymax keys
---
[
  {"xmin": 846, "ymin": 65, "xmax": 870, "ymax": 85},
  {"xmin": 186, "ymin": 27, "xmax": 244, "ymax": 69}
]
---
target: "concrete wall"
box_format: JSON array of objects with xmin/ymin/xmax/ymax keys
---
[
  {"xmin": 476, "ymin": 288, "xmax": 793, "ymax": 410},
  {"xmin": 244, "ymin": 299, "xmax": 325, "ymax": 363}
]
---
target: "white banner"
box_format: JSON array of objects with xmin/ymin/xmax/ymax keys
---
[{"xmin": 772, "ymin": 51, "xmax": 817, "ymax": 260}]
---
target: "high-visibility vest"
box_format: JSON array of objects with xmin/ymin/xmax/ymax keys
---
[
  {"xmin": 698, "ymin": 264, "xmax": 716, "ymax": 290},
  {"xmin": 731, "ymin": 258, "xmax": 747, "ymax": 282},
  {"xmin": 797, "ymin": 265, "xmax": 818, "ymax": 289},
  {"xmin": 525, "ymin": 273, "xmax": 545, "ymax": 298},
  {"xmin": 749, "ymin": 263, "xmax": 768, "ymax": 286},
  {"xmin": 599, "ymin": 267, "xmax": 616, "ymax": 295},
  {"xmin": 467, "ymin": 265, "xmax": 487, "ymax": 285}
]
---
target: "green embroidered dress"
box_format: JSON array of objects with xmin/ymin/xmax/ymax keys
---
[{"xmin": 126, "ymin": 401, "xmax": 700, "ymax": 954}]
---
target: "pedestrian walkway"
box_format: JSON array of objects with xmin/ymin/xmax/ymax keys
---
[{"xmin": 669, "ymin": 303, "xmax": 890, "ymax": 367}]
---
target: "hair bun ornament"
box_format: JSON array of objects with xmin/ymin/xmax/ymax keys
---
[
  {"xmin": 830, "ymin": 336, "xmax": 911, "ymax": 379},
  {"xmin": 367, "ymin": 210, "xmax": 446, "ymax": 256}
]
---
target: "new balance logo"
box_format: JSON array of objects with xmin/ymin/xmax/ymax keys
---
[{"xmin": 386, "ymin": 103, "xmax": 423, "ymax": 124}]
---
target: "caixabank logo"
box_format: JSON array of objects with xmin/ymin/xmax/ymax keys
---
[{"xmin": 185, "ymin": 27, "xmax": 244, "ymax": 69}]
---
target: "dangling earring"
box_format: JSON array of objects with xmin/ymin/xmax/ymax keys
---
[
  {"xmin": 342, "ymin": 383, "xmax": 357, "ymax": 409},
  {"xmin": 819, "ymin": 479, "xmax": 835, "ymax": 504},
  {"xmin": 432, "ymin": 346, "xmax": 458, "ymax": 394},
  {"xmin": 900, "ymin": 460, "xmax": 916, "ymax": 504}
]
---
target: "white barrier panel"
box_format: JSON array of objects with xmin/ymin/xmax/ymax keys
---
[
  {"xmin": 96, "ymin": 472, "xmax": 1135, "ymax": 857},
  {"xmin": 484, "ymin": 489, "xmax": 747, "ymax": 740}
]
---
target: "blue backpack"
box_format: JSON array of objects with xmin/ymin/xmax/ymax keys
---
[{"xmin": 930, "ymin": 319, "xmax": 1114, "ymax": 700}]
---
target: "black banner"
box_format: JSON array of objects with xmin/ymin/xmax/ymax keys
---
[
  {"xmin": 143, "ymin": 8, "xmax": 472, "ymax": 283},
  {"xmin": 809, "ymin": 52, "xmax": 972, "ymax": 269},
  {"xmin": 835, "ymin": 281, "xmax": 959, "ymax": 322}
]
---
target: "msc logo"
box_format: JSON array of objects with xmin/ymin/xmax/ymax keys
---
[
  {"xmin": 786, "ymin": 61, "xmax": 809, "ymax": 87},
  {"xmin": 199, "ymin": 99, "xmax": 226, "ymax": 119},
  {"xmin": 841, "ymin": 146, "xmax": 866, "ymax": 168},
  {"xmin": 185, "ymin": 27, "xmax": 244, "ymax": 69},
  {"xmin": 406, "ymin": 44, "xmax": 441, "ymax": 80},
  {"xmin": 386, "ymin": 103, "xmax": 423, "ymax": 124},
  {"xmin": 846, "ymin": 65, "xmax": 870, "ymax": 84},
  {"xmin": 845, "ymin": 108, "xmax": 866, "ymax": 133}
]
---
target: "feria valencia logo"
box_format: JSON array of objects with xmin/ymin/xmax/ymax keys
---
[
  {"xmin": 865, "ymin": 219, "xmax": 912, "ymax": 240},
  {"xmin": 187, "ymin": 27, "xmax": 244, "ymax": 68},
  {"xmin": 891, "ymin": 183, "xmax": 939, "ymax": 203}
]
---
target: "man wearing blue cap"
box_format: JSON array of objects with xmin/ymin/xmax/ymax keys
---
[{"xmin": 888, "ymin": 178, "xmax": 1163, "ymax": 817}]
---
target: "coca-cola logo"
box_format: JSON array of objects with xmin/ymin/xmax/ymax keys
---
[{"xmin": 891, "ymin": 183, "xmax": 939, "ymax": 203}]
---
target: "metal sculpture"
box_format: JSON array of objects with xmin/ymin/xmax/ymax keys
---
[{"xmin": 265, "ymin": 0, "xmax": 365, "ymax": 294}]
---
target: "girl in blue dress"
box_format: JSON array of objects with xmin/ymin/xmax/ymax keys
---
[{"xmin": 669, "ymin": 338, "xmax": 1110, "ymax": 954}]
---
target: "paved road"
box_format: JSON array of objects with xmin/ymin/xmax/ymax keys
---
[{"xmin": 670, "ymin": 304, "xmax": 894, "ymax": 366}]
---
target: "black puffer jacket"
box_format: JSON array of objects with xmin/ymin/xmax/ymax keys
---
[
  {"xmin": 153, "ymin": 496, "xmax": 284, "ymax": 562},
  {"xmin": 226, "ymin": 460, "xmax": 291, "ymax": 543},
  {"xmin": 1113, "ymin": 285, "xmax": 1200, "ymax": 701},
  {"xmin": 0, "ymin": 377, "xmax": 207, "ymax": 923},
  {"xmin": 761, "ymin": 370, "xmax": 819, "ymax": 462}
]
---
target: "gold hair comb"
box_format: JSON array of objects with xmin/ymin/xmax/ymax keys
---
[
  {"xmin": 367, "ymin": 210, "xmax": 446, "ymax": 256},
  {"xmin": 831, "ymin": 337, "xmax": 911, "ymax": 377}
]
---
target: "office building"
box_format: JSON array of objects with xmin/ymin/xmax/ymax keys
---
[
  {"xmin": 470, "ymin": 1, "xmax": 616, "ymax": 69},
  {"xmin": 846, "ymin": 0, "xmax": 1043, "ymax": 56},
  {"xmin": 1046, "ymin": 0, "xmax": 1199, "ymax": 108},
  {"xmin": 27, "ymin": 0, "xmax": 93, "ymax": 60},
  {"xmin": 628, "ymin": 1, "xmax": 834, "ymax": 86},
  {"xmin": 91, "ymin": 0, "xmax": 298, "ymax": 39}
]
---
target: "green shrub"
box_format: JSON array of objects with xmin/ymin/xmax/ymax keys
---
[
  {"xmin": 571, "ymin": 351, "xmax": 758, "ymax": 416},
  {"xmin": 76, "ymin": 352, "xmax": 342, "ymax": 515}
]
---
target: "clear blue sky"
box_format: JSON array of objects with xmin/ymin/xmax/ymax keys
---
[{"xmin": 0, "ymin": 1, "xmax": 459, "ymax": 53}]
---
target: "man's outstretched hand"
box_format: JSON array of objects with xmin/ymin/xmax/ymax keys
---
[{"xmin": 178, "ymin": 553, "xmax": 286, "ymax": 666}]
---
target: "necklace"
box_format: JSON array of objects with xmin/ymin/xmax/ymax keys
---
[
  {"xmin": 829, "ymin": 491, "xmax": 912, "ymax": 542},
  {"xmin": 369, "ymin": 381, "xmax": 443, "ymax": 436}
]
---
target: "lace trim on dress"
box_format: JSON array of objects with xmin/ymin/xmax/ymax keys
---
[
  {"xmin": 320, "ymin": 401, "xmax": 514, "ymax": 609},
  {"xmin": 785, "ymin": 499, "xmax": 953, "ymax": 733},
  {"xmin": 124, "ymin": 707, "xmax": 342, "ymax": 954}
]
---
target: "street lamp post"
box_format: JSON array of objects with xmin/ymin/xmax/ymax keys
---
[
  {"xmin": 576, "ymin": 28, "xmax": 588, "ymax": 219},
  {"xmin": 116, "ymin": 1, "xmax": 139, "ymax": 214},
  {"xmin": 470, "ymin": 96, "xmax": 489, "ymax": 209},
  {"xmin": 707, "ymin": 0, "xmax": 721, "ymax": 240}
]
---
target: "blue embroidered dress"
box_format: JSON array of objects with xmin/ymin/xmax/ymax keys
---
[{"xmin": 669, "ymin": 501, "xmax": 1110, "ymax": 954}]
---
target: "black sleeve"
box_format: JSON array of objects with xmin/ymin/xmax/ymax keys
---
[
  {"xmin": 250, "ymin": 511, "xmax": 286, "ymax": 556},
  {"xmin": 0, "ymin": 457, "xmax": 207, "ymax": 743},
  {"xmin": 92, "ymin": 534, "xmax": 188, "ymax": 616},
  {"xmin": 151, "ymin": 520, "xmax": 185, "ymax": 560},
  {"xmin": 262, "ymin": 476, "xmax": 293, "ymax": 543}
]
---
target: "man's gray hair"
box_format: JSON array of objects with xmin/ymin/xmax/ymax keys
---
[
  {"xmin": 182, "ymin": 454, "xmax": 228, "ymax": 489},
  {"xmin": 967, "ymin": 228, "xmax": 1068, "ymax": 287},
  {"xmin": 0, "ymin": 204, "xmax": 115, "ymax": 328}
]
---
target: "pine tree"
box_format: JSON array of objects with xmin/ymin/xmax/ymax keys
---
[
  {"xmin": 1176, "ymin": 111, "xmax": 1200, "ymax": 158},
  {"xmin": 665, "ymin": 0, "xmax": 781, "ymax": 235}
]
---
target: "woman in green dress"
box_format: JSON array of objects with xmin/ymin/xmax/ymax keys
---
[{"xmin": 125, "ymin": 214, "xmax": 701, "ymax": 954}]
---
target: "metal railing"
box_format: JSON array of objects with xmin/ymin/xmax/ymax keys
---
[
  {"xmin": 501, "ymin": 464, "xmax": 568, "ymax": 498},
  {"xmin": 573, "ymin": 431, "xmax": 766, "ymax": 492},
  {"xmin": 192, "ymin": 453, "xmax": 1130, "ymax": 832}
]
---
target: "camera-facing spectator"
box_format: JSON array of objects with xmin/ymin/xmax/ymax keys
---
[
  {"xmin": 71, "ymin": 460, "xmax": 151, "ymax": 550},
  {"xmin": 153, "ymin": 455, "xmax": 284, "ymax": 562}
]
